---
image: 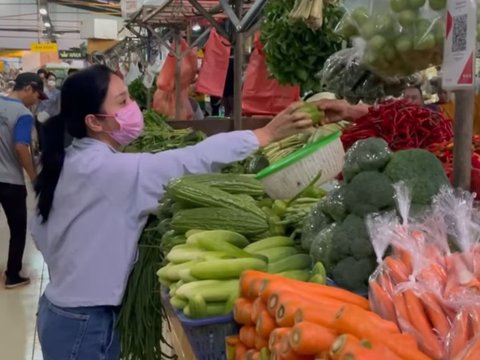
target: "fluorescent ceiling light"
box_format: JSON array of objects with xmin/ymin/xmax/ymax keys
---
[
  {"xmin": 44, "ymin": 22, "xmax": 51, "ymax": 28},
  {"xmin": 192, "ymin": 24, "xmax": 201, "ymax": 32},
  {"xmin": 39, "ymin": 8, "xmax": 48, "ymax": 15}
]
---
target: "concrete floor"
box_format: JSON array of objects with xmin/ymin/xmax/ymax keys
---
[{"xmin": 0, "ymin": 186, "xmax": 45, "ymax": 360}]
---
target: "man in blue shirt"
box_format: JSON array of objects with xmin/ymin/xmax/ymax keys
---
[{"xmin": 0, "ymin": 72, "xmax": 46, "ymax": 288}]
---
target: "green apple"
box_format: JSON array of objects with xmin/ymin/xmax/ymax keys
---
[
  {"xmin": 352, "ymin": 7, "xmax": 370, "ymax": 26},
  {"xmin": 374, "ymin": 13, "xmax": 394, "ymax": 33},
  {"xmin": 369, "ymin": 35, "xmax": 387, "ymax": 51},
  {"xmin": 391, "ymin": 0, "xmax": 408, "ymax": 12},
  {"xmin": 429, "ymin": 0, "xmax": 446, "ymax": 11},
  {"xmin": 396, "ymin": 34, "xmax": 414, "ymax": 52},
  {"xmin": 383, "ymin": 44, "xmax": 397, "ymax": 61},
  {"xmin": 415, "ymin": 33, "xmax": 436, "ymax": 50},
  {"xmin": 408, "ymin": 0, "xmax": 426, "ymax": 9},
  {"xmin": 360, "ymin": 22, "xmax": 377, "ymax": 39},
  {"xmin": 336, "ymin": 16, "xmax": 359, "ymax": 39},
  {"xmin": 398, "ymin": 10, "xmax": 419, "ymax": 27},
  {"xmin": 415, "ymin": 18, "xmax": 433, "ymax": 35},
  {"xmin": 433, "ymin": 21, "xmax": 445, "ymax": 43}
]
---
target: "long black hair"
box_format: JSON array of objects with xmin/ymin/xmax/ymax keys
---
[{"xmin": 35, "ymin": 65, "xmax": 114, "ymax": 223}]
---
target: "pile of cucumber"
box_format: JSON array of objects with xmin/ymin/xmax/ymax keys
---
[{"xmin": 157, "ymin": 231, "xmax": 322, "ymax": 319}]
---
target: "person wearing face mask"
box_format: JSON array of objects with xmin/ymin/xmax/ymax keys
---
[
  {"xmin": 32, "ymin": 65, "xmax": 314, "ymax": 359},
  {"xmin": 36, "ymin": 72, "xmax": 61, "ymax": 151},
  {"xmin": 1, "ymin": 73, "xmax": 47, "ymax": 289}
]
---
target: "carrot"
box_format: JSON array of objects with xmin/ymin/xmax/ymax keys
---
[
  {"xmin": 403, "ymin": 289, "xmax": 444, "ymax": 359},
  {"xmin": 240, "ymin": 271, "xmax": 276, "ymax": 299},
  {"xmin": 294, "ymin": 305, "xmax": 344, "ymax": 329},
  {"xmin": 227, "ymin": 336, "xmax": 240, "ymax": 360},
  {"xmin": 289, "ymin": 322, "xmax": 337, "ymax": 355},
  {"xmin": 339, "ymin": 347, "xmax": 392, "ymax": 360},
  {"xmin": 251, "ymin": 298, "xmax": 267, "ymax": 324},
  {"xmin": 278, "ymin": 335, "xmax": 310, "ymax": 360},
  {"xmin": 245, "ymin": 349, "xmax": 260, "ymax": 360},
  {"xmin": 235, "ymin": 342, "xmax": 248, "ymax": 360},
  {"xmin": 384, "ymin": 256, "xmax": 409, "ymax": 284},
  {"xmin": 392, "ymin": 291, "xmax": 417, "ymax": 334},
  {"xmin": 378, "ymin": 272, "xmax": 395, "ymax": 296},
  {"xmin": 269, "ymin": 328, "xmax": 291, "ymax": 350},
  {"xmin": 226, "ymin": 335, "xmax": 241, "ymax": 347},
  {"xmin": 239, "ymin": 325, "xmax": 256, "ymax": 349},
  {"xmin": 469, "ymin": 306, "xmax": 480, "ymax": 335},
  {"xmin": 254, "ymin": 335, "xmax": 268, "ymax": 351},
  {"xmin": 369, "ymin": 279, "xmax": 397, "ymax": 325},
  {"xmin": 453, "ymin": 335, "xmax": 480, "ymax": 360},
  {"xmin": 234, "ymin": 298, "xmax": 254, "ymax": 325},
  {"xmin": 275, "ymin": 296, "xmax": 346, "ymax": 327},
  {"xmin": 334, "ymin": 305, "xmax": 431, "ymax": 360},
  {"xmin": 256, "ymin": 310, "xmax": 276, "ymax": 338},
  {"xmin": 334, "ymin": 305, "xmax": 400, "ymax": 337},
  {"xmin": 421, "ymin": 292, "xmax": 450, "ymax": 339},
  {"xmin": 394, "ymin": 247, "xmax": 413, "ymax": 274},
  {"xmin": 258, "ymin": 277, "xmax": 369, "ymax": 310},
  {"xmin": 330, "ymin": 334, "xmax": 363, "ymax": 360},
  {"xmin": 449, "ymin": 310, "xmax": 472, "ymax": 359}
]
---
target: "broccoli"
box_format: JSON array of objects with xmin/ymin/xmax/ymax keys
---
[
  {"xmin": 344, "ymin": 171, "xmax": 395, "ymax": 217},
  {"xmin": 319, "ymin": 186, "xmax": 348, "ymax": 222},
  {"xmin": 310, "ymin": 223, "xmax": 337, "ymax": 273},
  {"xmin": 301, "ymin": 203, "xmax": 331, "ymax": 252},
  {"xmin": 330, "ymin": 214, "xmax": 373, "ymax": 262},
  {"xmin": 343, "ymin": 138, "xmax": 392, "ymax": 182},
  {"xmin": 331, "ymin": 256, "xmax": 377, "ymax": 293},
  {"xmin": 384, "ymin": 149, "xmax": 450, "ymax": 205}
]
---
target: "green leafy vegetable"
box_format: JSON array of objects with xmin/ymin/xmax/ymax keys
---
[{"xmin": 261, "ymin": 0, "xmax": 344, "ymax": 92}]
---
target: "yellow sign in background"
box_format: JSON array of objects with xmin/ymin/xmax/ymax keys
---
[{"xmin": 31, "ymin": 43, "xmax": 58, "ymax": 52}]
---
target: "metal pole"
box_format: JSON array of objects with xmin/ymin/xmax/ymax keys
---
[
  {"xmin": 453, "ymin": 90, "xmax": 475, "ymax": 190},
  {"xmin": 146, "ymin": 30, "xmax": 152, "ymax": 110},
  {"xmin": 233, "ymin": 0, "xmax": 244, "ymax": 130},
  {"xmin": 174, "ymin": 30, "xmax": 182, "ymax": 120}
]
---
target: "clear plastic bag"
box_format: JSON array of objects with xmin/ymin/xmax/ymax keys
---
[
  {"xmin": 301, "ymin": 201, "xmax": 332, "ymax": 252},
  {"xmin": 319, "ymin": 48, "xmax": 415, "ymax": 104},
  {"xmin": 367, "ymin": 185, "xmax": 480, "ymax": 360},
  {"xmin": 334, "ymin": 0, "xmax": 445, "ymax": 79}
]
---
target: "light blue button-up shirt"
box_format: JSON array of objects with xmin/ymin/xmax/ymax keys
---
[{"xmin": 31, "ymin": 131, "xmax": 259, "ymax": 307}]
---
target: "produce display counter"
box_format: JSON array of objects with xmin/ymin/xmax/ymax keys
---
[
  {"xmin": 161, "ymin": 294, "xmax": 196, "ymax": 360},
  {"xmin": 167, "ymin": 117, "xmax": 271, "ymax": 136}
]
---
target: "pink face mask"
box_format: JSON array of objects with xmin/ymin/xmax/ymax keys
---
[{"xmin": 97, "ymin": 101, "xmax": 144, "ymax": 145}]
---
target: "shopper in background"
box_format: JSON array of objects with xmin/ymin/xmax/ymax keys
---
[
  {"xmin": 37, "ymin": 68, "xmax": 47, "ymax": 82},
  {"xmin": 36, "ymin": 72, "xmax": 61, "ymax": 152},
  {"xmin": 0, "ymin": 73, "xmax": 46, "ymax": 289},
  {"xmin": 403, "ymin": 85, "xmax": 425, "ymax": 106},
  {"xmin": 32, "ymin": 64, "xmax": 313, "ymax": 359}
]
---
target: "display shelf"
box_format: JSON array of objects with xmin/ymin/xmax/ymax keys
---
[{"xmin": 167, "ymin": 117, "xmax": 271, "ymax": 135}]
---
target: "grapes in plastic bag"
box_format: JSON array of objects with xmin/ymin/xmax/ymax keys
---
[
  {"xmin": 334, "ymin": 0, "xmax": 446, "ymax": 79},
  {"xmin": 301, "ymin": 202, "xmax": 332, "ymax": 252},
  {"xmin": 343, "ymin": 137, "xmax": 392, "ymax": 182}
]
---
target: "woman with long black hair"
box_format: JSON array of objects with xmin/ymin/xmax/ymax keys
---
[{"xmin": 31, "ymin": 64, "xmax": 313, "ymax": 359}]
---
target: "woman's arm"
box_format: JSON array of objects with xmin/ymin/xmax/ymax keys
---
[{"xmin": 132, "ymin": 102, "xmax": 317, "ymax": 213}]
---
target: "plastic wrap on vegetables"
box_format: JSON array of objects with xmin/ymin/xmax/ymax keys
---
[
  {"xmin": 318, "ymin": 185, "xmax": 348, "ymax": 222},
  {"xmin": 319, "ymin": 48, "xmax": 415, "ymax": 104},
  {"xmin": 309, "ymin": 223, "xmax": 337, "ymax": 274},
  {"xmin": 301, "ymin": 201, "xmax": 332, "ymax": 252},
  {"xmin": 334, "ymin": 0, "xmax": 445, "ymax": 78},
  {"xmin": 366, "ymin": 186, "xmax": 480, "ymax": 360},
  {"xmin": 342, "ymin": 137, "xmax": 392, "ymax": 182}
]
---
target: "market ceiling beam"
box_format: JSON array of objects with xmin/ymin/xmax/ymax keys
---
[
  {"xmin": 218, "ymin": 0, "xmax": 265, "ymax": 33},
  {"xmin": 187, "ymin": 0, "xmax": 230, "ymax": 40}
]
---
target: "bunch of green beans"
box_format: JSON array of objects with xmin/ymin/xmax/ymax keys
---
[{"xmin": 117, "ymin": 217, "xmax": 177, "ymax": 360}]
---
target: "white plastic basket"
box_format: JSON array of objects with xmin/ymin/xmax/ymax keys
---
[{"xmin": 256, "ymin": 131, "xmax": 345, "ymax": 200}]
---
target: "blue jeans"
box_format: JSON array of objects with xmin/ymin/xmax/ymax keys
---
[{"xmin": 37, "ymin": 295, "xmax": 121, "ymax": 360}]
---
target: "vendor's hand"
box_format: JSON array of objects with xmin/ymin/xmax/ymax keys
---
[
  {"xmin": 315, "ymin": 99, "xmax": 369, "ymax": 123},
  {"xmin": 254, "ymin": 102, "xmax": 313, "ymax": 147}
]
